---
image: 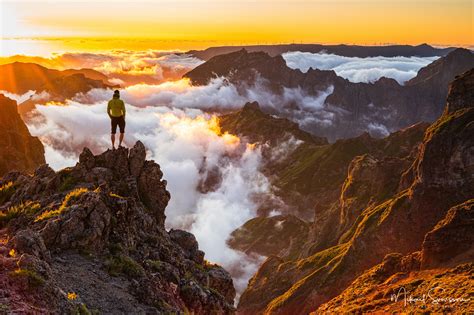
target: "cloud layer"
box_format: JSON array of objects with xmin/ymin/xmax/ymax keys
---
[
  {"xmin": 75, "ymin": 76, "xmax": 336, "ymax": 133},
  {"xmin": 282, "ymin": 52, "xmax": 438, "ymax": 84}
]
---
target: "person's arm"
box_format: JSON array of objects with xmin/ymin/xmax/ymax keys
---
[
  {"xmin": 107, "ymin": 101, "xmax": 112, "ymax": 118},
  {"xmin": 121, "ymin": 100, "xmax": 126, "ymax": 118}
]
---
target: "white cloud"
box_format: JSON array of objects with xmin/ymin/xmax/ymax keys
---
[
  {"xmin": 0, "ymin": 89, "xmax": 50, "ymax": 104},
  {"xmin": 76, "ymin": 78, "xmax": 245, "ymax": 109},
  {"xmin": 367, "ymin": 122, "xmax": 390, "ymax": 137},
  {"xmin": 1, "ymin": 51, "xmax": 204, "ymax": 86},
  {"xmin": 282, "ymin": 52, "xmax": 439, "ymax": 84}
]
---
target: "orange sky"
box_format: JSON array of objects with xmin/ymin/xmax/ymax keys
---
[{"xmin": 0, "ymin": 0, "xmax": 472, "ymax": 53}]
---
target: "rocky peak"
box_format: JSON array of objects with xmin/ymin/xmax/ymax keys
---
[
  {"xmin": 444, "ymin": 48, "xmax": 473, "ymax": 62},
  {"xmin": 242, "ymin": 101, "xmax": 261, "ymax": 112},
  {"xmin": 184, "ymin": 49, "xmax": 292, "ymax": 88},
  {"xmin": 0, "ymin": 141, "xmax": 235, "ymax": 313},
  {"xmin": 406, "ymin": 48, "xmax": 474, "ymax": 87}
]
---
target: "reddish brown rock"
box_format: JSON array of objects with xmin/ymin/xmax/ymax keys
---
[{"xmin": 421, "ymin": 199, "xmax": 474, "ymax": 268}]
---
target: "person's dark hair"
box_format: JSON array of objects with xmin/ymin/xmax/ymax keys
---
[{"xmin": 114, "ymin": 90, "xmax": 120, "ymax": 95}]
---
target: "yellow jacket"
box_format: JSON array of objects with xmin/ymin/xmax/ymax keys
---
[{"xmin": 107, "ymin": 96, "xmax": 126, "ymax": 118}]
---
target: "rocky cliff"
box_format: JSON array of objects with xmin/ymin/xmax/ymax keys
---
[
  {"xmin": 236, "ymin": 69, "xmax": 474, "ymax": 313},
  {"xmin": 0, "ymin": 94, "xmax": 45, "ymax": 177},
  {"xmin": 0, "ymin": 142, "xmax": 235, "ymax": 313},
  {"xmin": 186, "ymin": 48, "xmax": 474, "ymax": 141}
]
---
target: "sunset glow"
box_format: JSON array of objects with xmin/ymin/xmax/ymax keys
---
[{"xmin": 1, "ymin": 0, "xmax": 472, "ymax": 56}]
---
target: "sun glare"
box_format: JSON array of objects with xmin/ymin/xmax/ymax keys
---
[{"xmin": 158, "ymin": 113, "xmax": 241, "ymax": 148}]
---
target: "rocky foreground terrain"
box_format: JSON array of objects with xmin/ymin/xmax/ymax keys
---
[
  {"xmin": 0, "ymin": 142, "xmax": 235, "ymax": 313},
  {"xmin": 230, "ymin": 69, "xmax": 474, "ymax": 313},
  {"xmin": 0, "ymin": 94, "xmax": 44, "ymax": 177}
]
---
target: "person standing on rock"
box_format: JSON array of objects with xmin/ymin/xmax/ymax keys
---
[{"xmin": 107, "ymin": 90, "xmax": 126, "ymax": 149}]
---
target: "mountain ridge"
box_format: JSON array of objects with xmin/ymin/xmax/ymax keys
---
[{"xmin": 187, "ymin": 43, "xmax": 458, "ymax": 61}]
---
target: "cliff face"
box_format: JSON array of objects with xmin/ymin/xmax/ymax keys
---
[
  {"xmin": 0, "ymin": 94, "xmax": 45, "ymax": 176},
  {"xmin": 236, "ymin": 69, "xmax": 474, "ymax": 313},
  {"xmin": 0, "ymin": 142, "xmax": 235, "ymax": 314},
  {"xmin": 185, "ymin": 49, "xmax": 474, "ymax": 141}
]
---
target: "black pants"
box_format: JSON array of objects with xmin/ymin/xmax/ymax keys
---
[{"xmin": 111, "ymin": 116, "xmax": 125, "ymax": 134}]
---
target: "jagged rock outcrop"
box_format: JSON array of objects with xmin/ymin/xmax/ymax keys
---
[
  {"xmin": 236, "ymin": 69, "xmax": 474, "ymax": 313},
  {"xmin": 186, "ymin": 49, "xmax": 474, "ymax": 141},
  {"xmin": 0, "ymin": 94, "xmax": 45, "ymax": 176},
  {"xmin": 0, "ymin": 142, "xmax": 235, "ymax": 314}
]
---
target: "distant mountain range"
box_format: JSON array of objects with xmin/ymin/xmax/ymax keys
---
[
  {"xmin": 185, "ymin": 48, "xmax": 474, "ymax": 141},
  {"xmin": 187, "ymin": 43, "xmax": 458, "ymax": 60},
  {"xmin": 0, "ymin": 62, "xmax": 116, "ymax": 117},
  {"xmin": 0, "ymin": 62, "xmax": 113, "ymax": 95}
]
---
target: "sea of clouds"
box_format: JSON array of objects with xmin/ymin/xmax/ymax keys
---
[
  {"xmin": 282, "ymin": 52, "xmax": 439, "ymax": 84},
  {"xmin": 0, "ymin": 50, "xmax": 204, "ymax": 86}
]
